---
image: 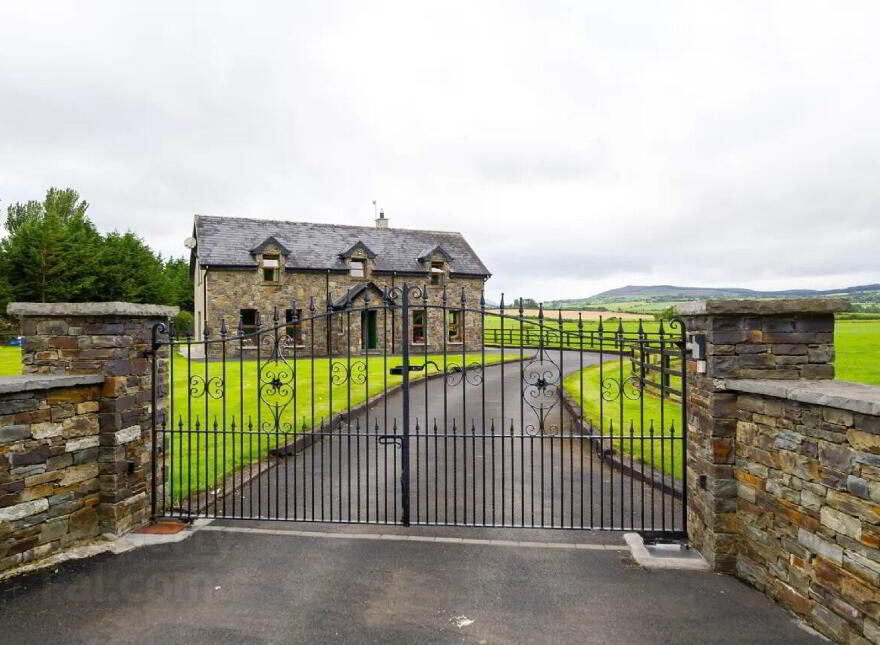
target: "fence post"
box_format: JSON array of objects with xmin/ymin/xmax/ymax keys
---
[{"xmin": 675, "ymin": 298, "xmax": 846, "ymax": 572}]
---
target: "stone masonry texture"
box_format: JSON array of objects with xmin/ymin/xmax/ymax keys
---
[
  {"xmin": 6, "ymin": 302, "xmax": 174, "ymax": 571},
  {"xmin": 676, "ymin": 299, "xmax": 846, "ymax": 573},
  {"xmin": 732, "ymin": 389, "xmax": 880, "ymax": 644},
  {"xmin": 676, "ymin": 298, "xmax": 880, "ymax": 643},
  {"xmin": 0, "ymin": 376, "xmax": 105, "ymax": 574},
  {"xmin": 197, "ymin": 242, "xmax": 486, "ymax": 357}
]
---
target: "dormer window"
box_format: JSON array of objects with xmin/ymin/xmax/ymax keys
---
[
  {"xmin": 430, "ymin": 261, "xmax": 445, "ymax": 285},
  {"xmin": 350, "ymin": 259, "xmax": 365, "ymax": 278},
  {"xmin": 262, "ymin": 254, "xmax": 280, "ymax": 282}
]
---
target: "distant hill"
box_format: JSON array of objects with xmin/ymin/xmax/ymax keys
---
[{"xmin": 544, "ymin": 283, "xmax": 880, "ymax": 312}]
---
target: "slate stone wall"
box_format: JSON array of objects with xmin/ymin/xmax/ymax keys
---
[
  {"xmin": 2, "ymin": 302, "xmax": 176, "ymax": 578},
  {"xmin": 732, "ymin": 386, "xmax": 880, "ymax": 644},
  {"xmin": 678, "ymin": 298, "xmax": 848, "ymax": 572},
  {"xmin": 0, "ymin": 375, "xmax": 106, "ymax": 574}
]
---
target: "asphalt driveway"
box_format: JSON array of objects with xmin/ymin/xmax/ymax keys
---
[{"xmin": 0, "ymin": 522, "xmax": 822, "ymax": 645}]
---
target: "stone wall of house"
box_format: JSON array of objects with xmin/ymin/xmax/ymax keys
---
[
  {"xmin": 0, "ymin": 375, "xmax": 106, "ymax": 574},
  {"xmin": 727, "ymin": 380, "xmax": 880, "ymax": 644},
  {"xmin": 5, "ymin": 302, "xmax": 175, "ymax": 556},
  {"xmin": 197, "ymin": 256, "xmax": 486, "ymax": 356}
]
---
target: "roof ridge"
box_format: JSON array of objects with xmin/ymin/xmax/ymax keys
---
[{"xmin": 195, "ymin": 213, "xmax": 465, "ymax": 237}]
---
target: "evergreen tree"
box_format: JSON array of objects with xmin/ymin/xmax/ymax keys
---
[
  {"xmin": 97, "ymin": 231, "xmax": 168, "ymax": 303},
  {"xmin": 0, "ymin": 187, "xmax": 194, "ymax": 313},
  {"xmin": 0, "ymin": 188, "xmax": 102, "ymax": 305}
]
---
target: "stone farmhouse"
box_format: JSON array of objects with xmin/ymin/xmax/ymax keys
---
[{"xmin": 189, "ymin": 213, "xmax": 491, "ymax": 355}]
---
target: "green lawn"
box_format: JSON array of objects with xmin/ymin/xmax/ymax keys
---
[
  {"xmin": 563, "ymin": 361, "xmax": 684, "ymax": 478},
  {"xmin": 164, "ymin": 350, "xmax": 513, "ymax": 502},
  {"xmin": 0, "ymin": 346, "xmax": 20, "ymax": 376},
  {"xmin": 834, "ymin": 320, "xmax": 880, "ymax": 385}
]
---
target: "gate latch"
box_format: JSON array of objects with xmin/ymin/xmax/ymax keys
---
[
  {"xmin": 377, "ymin": 434, "xmax": 403, "ymax": 447},
  {"xmin": 389, "ymin": 360, "xmax": 439, "ymax": 376}
]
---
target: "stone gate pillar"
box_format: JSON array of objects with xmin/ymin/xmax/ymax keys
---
[
  {"xmin": 8, "ymin": 302, "xmax": 177, "ymax": 535},
  {"xmin": 675, "ymin": 298, "xmax": 848, "ymax": 571}
]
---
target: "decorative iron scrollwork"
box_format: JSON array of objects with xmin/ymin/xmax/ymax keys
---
[
  {"xmin": 521, "ymin": 351, "xmax": 561, "ymax": 432},
  {"xmin": 331, "ymin": 360, "xmax": 367, "ymax": 385},
  {"xmin": 524, "ymin": 423, "xmax": 560, "ymax": 437},
  {"xmin": 445, "ymin": 362, "xmax": 483, "ymax": 386},
  {"xmin": 600, "ymin": 374, "xmax": 642, "ymax": 402},
  {"xmin": 189, "ymin": 375, "xmax": 224, "ymax": 399},
  {"xmin": 257, "ymin": 332, "xmax": 296, "ymax": 432}
]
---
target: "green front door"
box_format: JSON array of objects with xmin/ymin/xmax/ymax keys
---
[{"xmin": 363, "ymin": 310, "xmax": 378, "ymax": 350}]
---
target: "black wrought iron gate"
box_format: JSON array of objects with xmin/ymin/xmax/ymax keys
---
[{"xmin": 150, "ymin": 285, "xmax": 687, "ymax": 534}]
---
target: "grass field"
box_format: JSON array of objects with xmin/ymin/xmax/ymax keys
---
[
  {"xmin": 0, "ymin": 346, "xmax": 20, "ymax": 376},
  {"xmin": 164, "ymin": 350, "xmax": 510, "ymax": 501},
  {"xmin": 562, "ymin": 362, "xmax": 683, "ymax": 478},
  {"xmin": 834, "ymin": 320, "xmax": 880, "ymax": 385}
]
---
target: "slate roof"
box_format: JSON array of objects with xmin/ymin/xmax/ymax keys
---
[{"xmin": 193, "ymin": 215, "xmax": 491, "ymax": 277}]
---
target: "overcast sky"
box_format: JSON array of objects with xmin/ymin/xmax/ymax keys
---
[{"xmin": 1, "ymin": 2, "xmax": 878, "ymax": 303}]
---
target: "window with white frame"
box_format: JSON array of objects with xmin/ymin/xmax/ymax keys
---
[
  {"xmin": 262, "ymin": 254, "xmax": 280, "ymax": 282},
  {"xmin": 430, "ymin": 261, "xmax": 445, "ymax": 285},
  {"xmin": 350, "ymin": 259, "xmax": 365, "ymax": 278}
]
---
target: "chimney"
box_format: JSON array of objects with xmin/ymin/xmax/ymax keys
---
[{"xmin": 376, "ymin": 208, "xmax": 389, "ymax": 229}]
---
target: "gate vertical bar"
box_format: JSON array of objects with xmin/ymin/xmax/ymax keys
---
[{"xmin": 400, "ymin": 284, "xmax": 412, "ymax": 525}]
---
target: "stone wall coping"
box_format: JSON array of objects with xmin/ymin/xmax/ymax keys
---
[
  {"xmin": 674, "ymin": 297, "xmax": 850, "ymax": 316},
  {"xmin": 0, "ymin": 373, "xmax": 105, "ymax": 394},
  {"xmin": 7, "ymin": 302, "xmax": 179, "ymax": 318},
  {"xmin": 721, "ymin": 378, "xmax": 880, "ymax": 416}
]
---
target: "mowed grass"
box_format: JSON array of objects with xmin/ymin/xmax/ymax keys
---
[
  {"xmin": 563, "ymin": 361, "xmax": 684, "ymax": 478},
  {"xmin": 835, "ymin": 320, "xmax": 880, "ymax": 385},
  {"xmin": 0, "ymin": 346, "xmax": 21, "ymax": 376},
  {"xmin": 164, "ymin": 350, "xmax": 510, "ymax": 503}
]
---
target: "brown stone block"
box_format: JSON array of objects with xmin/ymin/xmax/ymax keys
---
[
  {"xmin": 48, "ymin": 336, "xmax": 78, "ymax": 350},
  {"xmin": 776, "ymin": 498, "xmax": 821, "ymax": 532},
  {"xmin": 774, "ymin": 580, "xmax": 812, "ymax": 616},
  {"xmin": 736, "ymin": 470, "xmax": 764, "ymax": 489},
  {"xmin": 102, "ymin": 376, "xmax": 128, "ymax": 398},
  {"xmin": 47, "ymin": 386, "xmax": 101, "ymax": 405},
  {"xmin": 712, "ymin": 438, "xmax": 734, "ymax": 463},
  {"xmin": 66, "ymin": 505, "xmax": 99, "ymax": 540},
  {"xmin": 62, "ymin": 415, "xmax": 99, "ymax": 439}
]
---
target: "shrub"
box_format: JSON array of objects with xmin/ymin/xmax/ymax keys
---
[{"xmin": 172, "ymin": 311, "xmax": 194, "ymax": 337}]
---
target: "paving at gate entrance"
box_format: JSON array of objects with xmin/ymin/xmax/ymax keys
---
[{"xmin": 0, "ymin": 520, "xmax": 824, "ymax": 645}]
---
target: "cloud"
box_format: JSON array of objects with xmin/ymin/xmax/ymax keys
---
[{"xmin": 0, "ymin": 0, "xmax": 878, "ymax": 302}]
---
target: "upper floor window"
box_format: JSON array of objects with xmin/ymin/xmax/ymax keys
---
[
  {"xmin": 430, "ymin": 261, "xmax": 445, "ymax": 285},
  {"xmin": 262, "ymin": 254, "xmax": 280, "ymax": 282},
  {"xmin": 350, "ymin": 259, "xmax": 365, "ymax": 278}
]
